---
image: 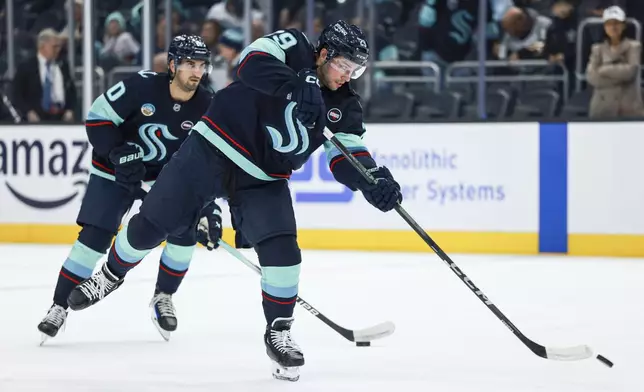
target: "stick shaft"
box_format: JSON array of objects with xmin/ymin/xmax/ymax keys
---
[{"xmin": 322, "ymin": 128, "xmax": 546, "ymax": 357}]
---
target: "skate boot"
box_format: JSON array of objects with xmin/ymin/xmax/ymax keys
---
[
  {"xmin": 264, "ymin": 317, "xmax": 305, "ymax": 382},
  {"xmin": 150, "ymin": 291, "xmax": 177, "ymax": 341},
  {"xmin": 67, "ymin": 263, "xmax": 123, "ymax": 311},
  {"xmin": 37, "ymin": 304, "xmax": 68, "ymax": 344}
]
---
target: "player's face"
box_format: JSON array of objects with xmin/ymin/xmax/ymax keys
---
[
  {"xmin": 174, "ymin": 59, "xmax": 209, "ymax": 91},
  {"xmin": 319, "ymin": 57, "xmax": 353, "ymax": 90},
  {"xmin": 318, "ymin": 51, "xmax": 366, "ymax": 91}
]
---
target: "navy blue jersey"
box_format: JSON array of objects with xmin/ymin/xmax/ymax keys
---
[
  {"xmin": 193, "ymin": 28, "xmax": 375, "ymax": 185},
  {"xmin": 418, "ymin": 0, "xmax": 512, "ymax": 63},
  {"xmin": 85, "ymin": 71, "xmax": 212, "ymax": 181}
]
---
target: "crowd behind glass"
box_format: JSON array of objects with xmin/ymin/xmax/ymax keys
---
[{"xmin": 0, "ymin": 0, "xmax": 642, "ymax": 123}]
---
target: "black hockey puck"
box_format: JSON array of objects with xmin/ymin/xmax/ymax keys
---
[
  {"xmin": 356, "ymin": 341, "xmax": 371, "ymax": 347},
  {"xmin": 596, "ymin": 354, "xmax": 614, "ymax": 368}
]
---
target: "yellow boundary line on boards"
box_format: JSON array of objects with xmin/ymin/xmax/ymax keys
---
[
  {"xmin": 5, "ymin": 225, "xmax": 644, "ymax": 256},
  {"xmin": 0, "ymin": 224, "xmax": 538, "ymax": 254},
  {"xmin": 568, "ymin": 234, "xmax": 644, "ymax": 257}
]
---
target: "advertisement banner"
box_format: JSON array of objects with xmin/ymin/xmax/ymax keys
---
[
  {"xmin": 0, "ymin": 126, "xmax": 90, "ymax": 224},
  {"xmin": 0, "ymin": 123, "xmax": 540, "ymax": 251},
  {"xmin": 289, "ymin": 123, "xmax": 540, "ymax": 232},
  {"xmin": 568, "ymin": 122, "xmax": 644, "ymax": 235}
]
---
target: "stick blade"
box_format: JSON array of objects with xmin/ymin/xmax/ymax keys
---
[
  {"xmin": 352, "ymin": 321, "xmax": 396, "ymax": 342},
  {"xmin": 546, "ymin": 345, "xmax": 593, "ymax": 361}
]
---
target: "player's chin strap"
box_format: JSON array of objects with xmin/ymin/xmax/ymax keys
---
[{"xmin": 321, "ymin": 127, "xmax": 611, "ymax": 366}]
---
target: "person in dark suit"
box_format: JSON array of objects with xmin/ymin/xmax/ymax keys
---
[{"xmin": 11, "ymin": 28, "xmax": 77, "ymax": 122}]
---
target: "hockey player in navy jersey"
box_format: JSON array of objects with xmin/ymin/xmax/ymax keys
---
[
  {"xmin": 67, "ymin": 21, "xmax": 402, "ymax": 380},
  {"xmin": 37, "ymin": 35, "xmax": 222, "ymax": 343}
]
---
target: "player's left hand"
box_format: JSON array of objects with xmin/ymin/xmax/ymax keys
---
[
  {"xmin": 197, "ymin": 201, "xmax": 223, "ymax": 250},
  {"xmin": 357, "ymin": 166, "xmax": 402, "ymax": 212},
  {"xmin": 108, "ymin": 144, "xmax": 146, "ymax": 194}
]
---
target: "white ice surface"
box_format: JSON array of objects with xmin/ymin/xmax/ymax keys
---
[{"xmin": 0, "ymin": 244, "xmax": 641, "ymax": 391}]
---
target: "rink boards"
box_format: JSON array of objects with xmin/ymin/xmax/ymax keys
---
[{"xmin": 0, "ymin": 122, "xmax": 642, "ymax": 257}]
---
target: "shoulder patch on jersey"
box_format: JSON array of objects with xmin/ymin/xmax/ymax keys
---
[
  {"xmin": 141, "ymin": 103, "xmax": 155, "ymax": 116},
  {"xmin": 181, "ymin": 121, "xmax": 194, "ymax": 130},
  {"xmin": 327, "ymin": 108, "xmax": 342, "ymax": 123}
]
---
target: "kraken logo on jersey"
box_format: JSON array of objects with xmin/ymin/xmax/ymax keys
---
[
  {"xmin": 128, "ymin": 123, "xmax": 179, "ymax": 162},
  {"xmin": 265, "ymin": 102, "xmax": 309, "ymax": 155},
  {"xmin": 450, "ymin": 10, "xmax": 474, "ymax": 45}
]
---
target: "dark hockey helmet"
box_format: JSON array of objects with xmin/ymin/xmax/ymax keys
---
[
  {"xmin": 316, "ymin": 20, "xmax": 369, "ymax": 79},
  {"xmin": 167, "ymin": 34, "xmax": 213, "ymax": 78}
]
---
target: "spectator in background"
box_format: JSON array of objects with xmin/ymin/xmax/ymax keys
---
[
  {"xmin": 155, "ymin": 9, "xmax": 187, "ymax": 53},
  {"xmin": 544, "ymin": 0, "xmax": 578, "ymax": 66},
  {"xmin": 417, "ymin": 0, "xmax": 527, "ymax": 82},
  {"xmin": 201, "ymin": 20, "xmax": 223, "ymax": 54},
  {"xmin": 281, "ymin": 2, "xmax": 325, "ymax": 42},
  {"xmin": 207, "ymin": 0, "xmax": 265, "ymax": 40},
  {"xmin": 59, "ymin": 0, "xmax": 83, "ymax": 43},
  {"xmin": 497, "ymin": 7, "xmax": 552, "ymax": 60},
  {"xmin": 200, "ymin": 20, "xmax": 227, "ymax": 92},
  {"xmin": 153, "ymin": 52, "xmax": 168, "ymax": 73},
  {"xmin": 587, "ymin": 6, "xmax": 644, "ymax": 118},
  {"xmin": 217, "ymin": 28, "xmax": 244, "ymax": 86},
  {"xmin": 99, "ymin": 11, "xmax": 141, "ymax": 66},
  {"xmin": 58, "ymin": 0, "xmax": 84, "ymax": 60},
  {"xmin": 10, "ymin": 29, "xmax": 76, "ymax": 123}
]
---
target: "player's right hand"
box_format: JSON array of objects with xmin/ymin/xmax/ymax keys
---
[
  {"xmin": 108, "ymin": 144, "xmax": 146, "ymax": 194},
  {"xmin": 357, "ymin": 166, "xmax": 403, "ymax": 212},
  {"xmin": 289, "ymin": 68, "xmax": 325, "ymax": 129}
]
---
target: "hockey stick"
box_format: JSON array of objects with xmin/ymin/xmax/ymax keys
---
[
  {"xmin": 217, "ymin": 240, "xmax": 395, "ymax": 343},
  {"xmin": 138, "ymin": 183, "xmax": 394, "ymax": 343},
  {"xmin": 0, "ymin": 88, "xmax": 22, "ymax": 123},
  {"xmin": 322, "ymin": 128, "xmax": 613, "ymax": 366}
]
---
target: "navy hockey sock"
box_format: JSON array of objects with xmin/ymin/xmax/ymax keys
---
[
  {"xmin": 54, "ymin": 267, "xmax": 84, "ymax": 309},
  {"xmin": 155, "ymin": 243, "xmax": 195, "ymax": 294},
  {"xmin": 262, "ymin": 291, "xmax": 297, "ymax": 325},
  {"xmin": 106, "ymin": 225, "xmax": 152, "ymax": 278},
  {"xmin": 54, "ymin": 231, "xmax": 111, "ymax": 308},
  {"xmin": 256, "ymin": 235, "xmax": 301, "ymax": 325}
]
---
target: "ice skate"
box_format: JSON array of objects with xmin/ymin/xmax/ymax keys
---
[
  {"xmin": 67, "ymin": 263, "xmax": 123, "ymax": 311},
  {"xmin": 150, "ymin": 291, "xmax": 177, "ymax": 341},
  {"xmin": 37, "ymin": 304, "xmax": 68, "ymax": 344},
  {"xmin": 264, "ymin": 317, "xmax": 305, "ymax": 381}
]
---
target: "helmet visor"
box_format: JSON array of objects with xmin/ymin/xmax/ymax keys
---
[
  {"xmin": 328, "ymin": 57, "xmax": 366, "ymax": 80},
  {"xmin": 176, "ymin": 60, "xmax": 213, "ymax": 74}
]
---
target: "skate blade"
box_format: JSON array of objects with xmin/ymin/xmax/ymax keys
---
[
  {"xmin": 39, "ymin": 333, "xmax": 50, "ymax": 346},
  {"xmin": 38, "ymin": 320, "xmax": 66, "ymax": 346},
  {"xmin": 271, "ymin": 361, "xmax": 300, "ymax": 382},
  {"xmin": 150, "ymin": 308, "xmax": 172, "ymax": 342}
]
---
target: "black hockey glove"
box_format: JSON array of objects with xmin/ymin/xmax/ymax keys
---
[
  {"xmin": 197, "ymin": 201, "xmax": 223, "ymax": 250},
  {"xmin": 357, "ymin": 167, "xmax": 403, "ymax": 212},
  {"xmin": 288, "ymin": 68, "xmax": 325, "ymax": 129},
  {"xmin": 108, "ymin": 144, "xmax": 146, "ymax": 194}
]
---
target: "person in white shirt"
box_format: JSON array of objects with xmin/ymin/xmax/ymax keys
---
[
  {"xmin": 99, "ymin": 11, "xmax": 141, "ymax": 65},
  {"xmin": 206, "ymin": 0, "xmax": 264, "ymax": 39}
]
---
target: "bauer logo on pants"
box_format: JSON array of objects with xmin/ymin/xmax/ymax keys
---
[{"xmin": 327, "ymin": 108, "xmax": 342, "ymax": 123}]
